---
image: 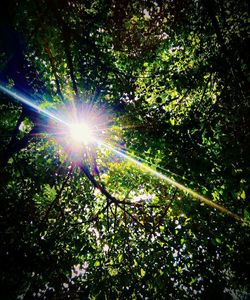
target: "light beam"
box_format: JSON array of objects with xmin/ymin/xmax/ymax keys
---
[
  {"xmin": 0, "ymin": 84, "xmax": 243, "ymax": 222},
  {"xmin": 69, "ymin": 122, "xmax": 93, "ymax": 145},
  {"xmin": 100, "ymin": 142, "xmax": 242, "ymax": 221},
  {"xmin": 0, "ymin": 84, "xmax": 69, "ymax": 126}
]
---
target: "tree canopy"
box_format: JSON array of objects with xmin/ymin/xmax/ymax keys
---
[{"xmin": 0, "ymin": 0, "xmax": 249, "ymax": 299}]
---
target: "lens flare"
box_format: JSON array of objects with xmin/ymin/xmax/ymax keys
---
[
  {"xmin": 69, "ymin": 122, "xmax": 93, "ymax": 145},
  {"xmin": 0, "ymin": 84, "xmax": 244, "ymax": 222},
  {"xmin": 100, "ymin": 142, "xmax": 242, "ymax": 221},
  {"xmin": 0, "ymin": 84, "xmax": 68, "ymax": 125}
]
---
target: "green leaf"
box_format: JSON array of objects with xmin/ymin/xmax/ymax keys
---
[
  {"xmin": 240, "ymin": 190, "xmax": 246, "ymax": 200},
  {"xmin": 244, "ymin": 209, "xmax": 250, "ymax": 220},
  {"xmin": 94, "ymin": 261, "xmax": 101, "ymax": 267},
  {"xmin": 140, "ymin": 268, "xmax": 146, "ymax": 277},
  {"xmin": 118, "ymin": 254, "xmax": 123, "ymax": 263},
  {"xmin": 215, "ymin": 237, "xmax": 222, "ymax": 244}
]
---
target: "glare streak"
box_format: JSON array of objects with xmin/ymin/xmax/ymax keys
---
[
  {"xmin": 0, "ymin": 85, "xmax": 69, "ymax": 126},
  {"xmin": 101, "ymin": 142, "xmax": 242, "ymax": 221},
  {"xmin": 105, "ymin": 140, "xmax": 184, "ymax": 180},
  {"xmin": 0, "ymin": 84, "xmax": 242, "ymax": 222}
]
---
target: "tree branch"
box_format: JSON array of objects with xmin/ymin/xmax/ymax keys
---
[
  {"xmin": 43, "ymin": 36, "xmax": 64, "ymax": 101},
  {"xmin": 0, "ymin": 125, "xmax": 40, "ymax": 171},
  {"xmin": 51, "ymin": 1, "xmax": 79, "ymax": 98},
  {"xmin": 40, "ymin": 170, "xmax": 71, "ymax": 224}
]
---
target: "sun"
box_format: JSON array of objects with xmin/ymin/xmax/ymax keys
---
[
  {"xmin": 48, "ymin": 102, "xmax": 108, "ymax": 156},
  {"xmin": 69, "ymin": 122, "xmax": 93, "ymax": 145}
]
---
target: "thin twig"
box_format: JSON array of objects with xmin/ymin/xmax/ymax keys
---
[{"xmin": 40, "ymin": 170, "xmax": 71, "ymax": 224}]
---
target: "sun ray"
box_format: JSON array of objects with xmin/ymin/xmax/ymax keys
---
[
  {"xmin": 100, "ymin": 141, "xmax": 243, "ymax": 221},
  {"xmin": 0, "ymin": 84, "xmax": 244, "ymax": 222},
  {"xmin": 0, "ymin": 84, "xmax": 69, "ymax": 126},
  {"xmin": 102, "ymin": 140, "xmax": 185, "ymax": 180}
]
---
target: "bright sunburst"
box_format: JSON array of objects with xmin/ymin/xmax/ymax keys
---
[
  {"xmin": 69, "ymin": 122, "xmax": 93, "ymax": 145},
  {"xmin": 0, "ymin": 84, "xmax": 243, "ymax": 222}
]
